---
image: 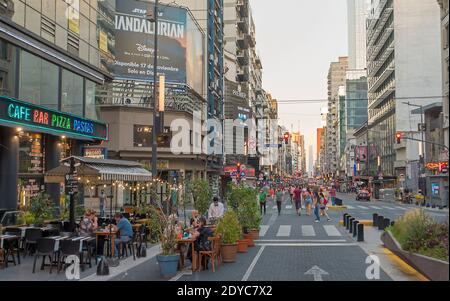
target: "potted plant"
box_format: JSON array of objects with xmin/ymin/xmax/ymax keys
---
[
  {"xmin": 237, "ymin": 235, "xmax": 249, "ymax": 253},
  {"xmin": 28, "ymin": 192, "xmax": 53, "ymax": 226},
  {"xmin": 230, "ymin": 185, "xmax": 259, "ymax": 247},
  {"xmin": 190, "ymin": 179, "xmax": 212, "ymax": 217},
  {"xmin": 215, "ymin": 211, "xmax": 241, "ymax": 263},
  {"xmin": 155, "ymin": 213, "xmax": 180, "ymax": 278}
]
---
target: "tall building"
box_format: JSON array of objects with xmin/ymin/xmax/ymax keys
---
[
  {"xmin": 325, "ymin": 57, "xmax": 348, "ymax": 175},
  {"xmin": 348, "ymin": 0, "xmax": 369, "ymax": 70},
  {"xmin": 437, "ymin": 0, "xmax": 449, "ymax": 150},
  {"xmin": 367, "ymin": 0, "xmax": 442, "ymax": 190},
  {"xmin": 308, "ymin": 144, "xmax": 314, "ymax": 176},
  {"xmin": 0, "ymin": 0, "xmax": 112, "ymax": 210}
]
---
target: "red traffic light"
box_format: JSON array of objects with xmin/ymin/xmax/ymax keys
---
[
  {"xmin": 236, "ymin": 162, "xmax": 241, "ymax": 168},
  {"xmin": 395, "ymin": 132, "xmax": 402, "ymax": 144},
  {"xmin": 284, "ymin": 132, "xmax": 289, "ymax": 144}
]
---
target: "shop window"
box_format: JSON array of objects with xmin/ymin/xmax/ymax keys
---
[
  {"xmin": 61, "ymin": 69, "xmax": 84, "ymax": 116},
  {"xmin": 134, "ymin": 125, "xmax": 152, "ymax": 147},
  {"xmin": 85, "ymin": 79, "xmax": 99, "ymax": 120},
  {"xmin": 19, "ymin": 50, "xmax": 59, "ymax": 109},
  {"xmin": 18, "ymin": 132, "xmax": 44, "ymax": 174}
]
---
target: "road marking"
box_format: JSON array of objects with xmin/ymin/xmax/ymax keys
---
[
  {"xmin": 301, "ymin": 225, "xmax": 316, "ymax": 236},
  {"xmin": 285, "ymin": 205, "xmax": 293, "ymax": 209},
  {"xmin": 259, "ymin": 225, "xmax": 269, "ymax": 237},
  {"xmin": 276, "ymin": 225, "xmax": 291, "ymax": 237},
  {"xmin": 357, "ymin": 205, "xmax": 369, "ymax": 209},
  {"xmin": 323, "ymin": 225, "xmax": 342, "ymax": 237},
  {"xmin": 382, "ymin": 248, "xmax": 429, "ymax": 281},
  {"xmin": 395, "ymin": 206, "xmax": 407, "ymax": 210},
  {"xmin": 369, "ymin": 206, "xmax": 382, "ymax": 209},
  {"xmin": 272, "ymin": 205, "xmax": 277, "ymax": 210},
  {"xmin": 304, "ymin": 265, "xmax": 329, "ymax": 281},
  {"xmin": 255, "ymin": 239, "xmax": 346, "ymax": 243},
  {"xmin": 242, "ymin": 246, "xmax": 266, "ymax": 281},
  {"xmin": 382, "ymin": 206, "xmax": 396, "ymax": 210},
  {"xmin": 267, "ymin": 213, "xmax": 278, "ymax": 225},
  {"xmin": 256, "ymin": 243, "xmax": 358, "ymax": 247},
  {"xmin": 169, "ymin": 269, "xmax": 192, "ymax": 281},
  {"xmin": 346, "ymin": 205, "xmax": 355, "ymax": 209}
]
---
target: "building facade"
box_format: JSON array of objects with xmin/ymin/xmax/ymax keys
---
[
  {"xmin": 437, "ymin": 0, "xmax": 449, "ymax": 150},
  {"xmin": 367, "ymin": 0, "xmax": 443, "ymax": 192}
]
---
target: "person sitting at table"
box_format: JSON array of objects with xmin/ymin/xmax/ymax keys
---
[
  {"xmin": 79, "ymin": 209, "xmax": 98, "ymax": 237},
  {"xmin": 207, "ymin": 197, "xmax": 224, "ymax": 223},
  {"xmin": 186, "ymin": 216, "xmax": 213, "ymax": 270},
  {"xmin": 109, "ymin": 213, "xmax": 133, "ymax": 258}
]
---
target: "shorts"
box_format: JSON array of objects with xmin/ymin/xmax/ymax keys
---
[
  {"xmin": 294, "ymin": 200, "xmax": 301, "ymax": 210},
  {"xmin": 305, "ymin": 199, "xmax": 312, "ymax": 205}
]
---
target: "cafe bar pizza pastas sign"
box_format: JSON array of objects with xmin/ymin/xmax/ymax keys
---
[{"xmin": 0, "ymin": 96, "xmax": 108, "ymax": 140}]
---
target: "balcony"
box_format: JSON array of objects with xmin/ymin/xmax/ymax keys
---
[
  {"xmin": 368, "ymin": 1, "xmax": 393, "ymax": 47},
  {"xmin": 368, "ymin": 80, "xmax": 395, "ymax": 109},
  {"xmin": 237, "ymin": 17, "xmax": 249, "ymax": 34},
  {"xmin": 236, "ymin": 33, "xmax": 249, "ymax": 49},
  {"xmin": 368, "ymin": 27, "xmax": 394, "ymax": 63},
  {"xmin": 237, "ymin": 0, "xmax": 249, "ymax": 18},
  {"xmin": 237, "ymin": 68, "xmax": 249, "ymax": 82},
  {"xmin": 248, "ymin": 34, "xmax": 256, "ymax": 48},
  {"xmin": 368, "ymin": 61, "xmax": 395, "ymax": 93},
  {"xmin": 237, "ymin": 50, "xmax": 249, "ymax": 66},
  {"xmin": 368, "ymin": 40, "xmax": 394, "ymax": 77}
]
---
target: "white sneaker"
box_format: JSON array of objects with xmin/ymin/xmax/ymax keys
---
[{"xmin": 315, "ymin": 220, "xmax": 319, "ymax": 223}]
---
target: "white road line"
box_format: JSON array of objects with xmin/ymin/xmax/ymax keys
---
[
  {"xmin": 254, "ymin": 239, "xmax": 346, "ymax": 243},
  {"xmin": 242, "ymin": 246, "xmax": 266, "ymax": 281},
  {"xmin": 285, "ymin": 205, "xmax": 293, "ymax": 209},
  {"xmin": 382, "ymin": 206, "xmax": 396, "ymax": 210},
  {"xmin": 256, "ymin": 243, "xmax": 358, "ymax": 247},
  {"xmin": 323, "ymin": 225, "xmax": 342, "ymax": 237},
  {"xmin": 357, "ymin": 206, "xmax": 369, "ymax": 209},
  {"xmin": 395, "ymin": 206, "xmax": 408, "ymax": 210},
  {"xmin": 369, "ymin": 206, "xmax": 382, "ymax": 209},
  {"xmin": 169, "ymin": 270, "xmax": 193, "ymax": 281},
  {"xmin": 259, "ymin": 225, "xmax": 269, "ymax": 237},
  {"xmin": 346, "ymin": 205, "xmax": 355, "ymax": 209},
  {"xmin": 267, "ymin": 213, "xmax": 278, "ymax": 225},
  {"xmin": 276, "ymin": 225, "xmax": 291, "ymax": 237},
  {"xmin": 301, "ymin": 225, "xmax": 316, "ymax": 236},
  {"xmin": 272, "ymin": 205, "xmax": 277, "ymax": 210}
]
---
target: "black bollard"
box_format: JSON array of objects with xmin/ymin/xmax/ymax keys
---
[
  {"xmin": 373, "ymin": 213, "xmax": 378, "ymax": 227},
  {"xmin": 345, "ymin": 215, "xmax": 351, "ymax": 230},
  {"xmin": 343, "ymin": 213, "xmax": 349, "ymax": 227},
  {"xmin": 349, "ymin": 218, "xmax": 355, "ymax": 233},
  {"xmin": 353, "ymin": 220, "xmax": 359, "ymax": 237},
  {"xmin": 390, "ymin": 221, "xmax": 395, "ymax": 227},
  {"xmin": 377, "ymin": 216, "xmax": 384, "ymax": 230},
  {"xmin": 357, "ymin": 223, "xmax": 364, "ymax": 241},
  {"xmin": 384, "ymin": 218, "xmax": 390, "ymax": 230}
]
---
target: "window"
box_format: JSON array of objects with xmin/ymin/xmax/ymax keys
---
[
  {"xmin": 19, "ymin": 51, "xmax": 59, "ymax": 110},
  {"xmin": 61, "ymin": 69, "xmax": 84, "ymax": 116},
  {"xmin": 85, "ymin": 80, "xmax": 99, "ymax": 120},
  {"xmin": 134, "ymin": 125, "xmax": 152, "ymax": 147}
]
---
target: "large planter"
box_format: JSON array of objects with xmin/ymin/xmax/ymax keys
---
[
  {"xmin": 221, "ymin": 243, "xmax": 238, "ymax": 263},
  {"xmin": 243, "ymin": 233, "xmax": 255, "ymax": 247},
  {"xmin": 249, "ymin": 229, "xmax": 259, "ymax": 240},
  {"xmin": 237, "ymin": 239, "xmax": 249, "ymax": 253},
  {"xmin": 156, "ymin": 254, "xmax": 180, "ymax": 278},
  {"xmin": 381, "ymin": 231, "xmax": 449, "ymax": 281}
]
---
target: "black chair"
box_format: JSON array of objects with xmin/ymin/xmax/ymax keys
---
[
  {"xmin": 47, "ymin": 222, "xmax": 63, "ymax": 232},
  {"xmin": 137, "ymin": 224, "xmax": 148, "ymax": 249},
  {"xmin": 118, "ymin": 237, "xmax": 136, "ymax": 260},
  {"xmin": 58, "ymin": 239, "xmax": 83, "ymax": 273},
  {"xmin": 24, "ymin": 228, "xmax": 43, "ymax": 257},
  {"xmin": 2, "ymin": 236, "xmax": 21, "ymax": 267},
  {"xmin": 32, "ymin": 238, "xmax": 56, "ymax": 273}
]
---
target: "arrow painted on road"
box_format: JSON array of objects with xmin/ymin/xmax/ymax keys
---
[{"xmin": 304, "ymin": 265, "xmax": 329, "ymax": 281}]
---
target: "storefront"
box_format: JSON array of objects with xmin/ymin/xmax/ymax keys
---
[{"xmin": 0, "ymin": 96, "xmax": 108, "ymax": 210}]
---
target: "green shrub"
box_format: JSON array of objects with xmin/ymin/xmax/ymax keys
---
[
  {"xmin": 190, "ymin": 179, "xmax": 212, "ymax": 217},
  {"xmin": 215, "ymin": 211, "xmax": 241, "ymax": 244},
  {"xmin": 28, "ymin": 192, "xmax": 54, "ymax": 225}
]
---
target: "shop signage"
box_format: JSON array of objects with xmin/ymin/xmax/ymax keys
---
[
  {"xmin": 223, "ymin": 165, "xmax": 255, "ymax": 177},
  {"xmin": 426, "ymin": 162, "xmax": 448, "ymax": 172},
  {"xmin": 65, "ymin": 172, "xmax": 78, "ymax": 195},
  {"xmin": 83, "ymin": 147, "xmax": 108, "ymax": 159},
  {"xmin": 0, "ymin": 96, "xmax": 108, "ymax": 140}
]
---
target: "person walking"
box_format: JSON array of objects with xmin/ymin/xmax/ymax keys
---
[
  {"xmin": 303, "ymin": 188, "xmax": 313, "ymax": 216},
  {"xmin": 293, "ymin": 185, "xmax": 302, "ymax": 216},
  {"xmin": 319, "ymin": 192, "xmax": 331, "ymax": 221},
  {"xmin": 275, "ymin": 187, "xmax": 284, "ymax": 215},
  {"xmin": 259, "ymin": 189, "xmax": 267, "ymax": 215},
  {"xmin": 312, "ymin": 189, "xmax": 321, "ymax": 222}
]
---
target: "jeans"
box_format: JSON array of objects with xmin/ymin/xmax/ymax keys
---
[
  {"xmin": 313, "ymin": 205, "xmax": 320, "ymax": 221},
  {"xmin": 276, "ymin": 201, "xmax": 282, "ymax": 214},
  {"xmin": 115, "ymin": 235, "xmax": 131, "ymax": 257},
  {"xmin": 331, "ymin": 196, "xmax": 335, "ymax": 206},
  {"xmin": 260, "ymin": 202, "xmax": 266, "ymax": 215}
]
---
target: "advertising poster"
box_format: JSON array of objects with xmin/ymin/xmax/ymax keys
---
[{"xmin": 114, "ymin": 0, "xmax": 187, "ymax": 84}]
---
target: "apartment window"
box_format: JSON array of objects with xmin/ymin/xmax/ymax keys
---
[
  {"xmin": 19, "ymin": 51, "xmax": 59, "ymax": 110},
  {"xmin": 61, "ymin": 69, "xmax": 84, "ymax": 116},
  {"xmin": 85, "ymin": 80, "xmax": 99, "ymax": 120},
  {"xmin": 134, "ymin": 125, "xmax": 152, "ymax": 147}
]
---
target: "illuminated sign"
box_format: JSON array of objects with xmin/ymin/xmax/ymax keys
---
[
  {"xmin": 0, "ymin": 96, "xmax": 108, "ymax": 140},
  {"xmin": 83, "ymin": 147, "xmax": 108, "ymax": 159},
  {"xmin": 426, "ymin": 162, "xmax": 448, "ymax": 171}
]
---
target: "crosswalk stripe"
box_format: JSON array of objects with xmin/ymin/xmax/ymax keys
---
[
  {"xmin": 382, "ymin": 206, "xmax": 396, "ymax": 210},
  {"xmin": 259, "ymin": 225, "xmax": 269, "ymax": 237},
  {"xmin": 323, "ymin": 225, "xmax": 342, "ymax": 236},
  {"xmin": 301, "ymin": 225, "xmax": 316, "ymax": 236},
  {"xmin": 346, "ymin": 205, "xmax": 355, "ymax": 209},
  {"xmin": 285, "ymin": 205, "xmax": 293, "ymax": 209},
  {"xmin": 276, "ymin": 225, "xmax": 291, "ymax": 237},
  {"xmin": 272, "ymin": 205, "xmax": 277, "ymax": 210},
  {"xmin": 357, "ymin": 205, "xmax": 369, "ymax": 209},
  {"xmin": 395, "ymin": 206, "xmax": 408, "ymax": 210},
  {"xmin": 370, "ymin": 206, "xmax": 382, "ymax": 209}
]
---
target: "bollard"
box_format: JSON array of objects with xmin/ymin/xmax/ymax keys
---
[
  {"xmin": 377, "ymin": 216, "xmax": 384, "ymax": 230},
  {"xmin": 353, "ymin": 220, "xmax": 359, "ymax": 237},
  {"xmin": 373, "ymin": 213, "xmax": 379, "ymax": 227},
  {"xmin": 384, "ymin": 218, "xmax": 390, "ymax": 230},
  {"xmin": 390, "ymin": 221, "xmax": 395, "ymax": 227},
  {"xmin": 345, "ymin": 215, "xmax": 352, "ymax": 230},
  {"xmin": 357, "ymin": 223, "xmax": 364, "ymax": 241},
  {"xmin": 349, "ymin": 218, "xmax": 355, "ymax": 233},
  {"xmin": 343, "ymin": 213, "xmax": 349, "ymax": 227}
]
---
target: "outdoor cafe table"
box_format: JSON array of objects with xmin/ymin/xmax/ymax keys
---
[
  {"xmin": 94, "ymin": 230, "xmax": 118, "ymax": 257},
  {"xmin": 177, "ymin": 238, "xmax": 198, "ymax": 272}
]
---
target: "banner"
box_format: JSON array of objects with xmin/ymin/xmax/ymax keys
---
[{"xmin": 114, "ymin": 0, "xmax": 187, "ymax": 84}]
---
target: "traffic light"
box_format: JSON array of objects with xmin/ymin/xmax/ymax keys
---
[
  {"xmin": 236, "ymin": 162, "xmax": 241, "ymax": 173},
  {"xmin": 284, "ymin": 132, "xmax": 289, "ymax": 144},
  {"xmin": 395, "ymin": 132, "xmax": 402, "ymax": 144}
]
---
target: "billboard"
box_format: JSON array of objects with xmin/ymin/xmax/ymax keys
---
[{"xmin": 114, "ymin": 0, "xmax": 188, "ymax": 84}]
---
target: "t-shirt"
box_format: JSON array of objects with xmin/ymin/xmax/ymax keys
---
[
  {"xmin": 293, "ymin": 188, "xmax": 301, "ymax": 201},
  {"xmin": 117, "ymin": 218, "xmax": 133, "ymax": 238},
  {"xmin": 259, "ymin": 191, "xmax": 267, "ymax": 203},
  {"xmin": 275, "ymin": 191, "xmax": 284, "ymax": 202}
]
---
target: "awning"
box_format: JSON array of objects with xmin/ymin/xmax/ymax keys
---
[{"xmin": 45, "ymin": 156, "xmax": 152, "ymax": 183}]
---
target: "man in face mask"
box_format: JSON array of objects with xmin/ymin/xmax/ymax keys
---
[{"xmin": 208, "ymin": 196, "xmax": 224, "ymax": 223}]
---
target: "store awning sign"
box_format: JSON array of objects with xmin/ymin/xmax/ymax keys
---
[{"xmin": 0, "ymin": 96, "xmax": 108, "ymax": 140}]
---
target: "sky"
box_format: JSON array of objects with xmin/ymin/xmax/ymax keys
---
[{"xmin": 250, "ymin": 0, "xmax": 348, "ymax": 170}]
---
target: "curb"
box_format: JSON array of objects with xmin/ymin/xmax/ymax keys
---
[
  {"xmin": 339, "ymin": 220, "xmax": 373, "ymax": 226},
  {"xmin": 328, "ymin": 206, "xmax": 347, "ymax": 210}
]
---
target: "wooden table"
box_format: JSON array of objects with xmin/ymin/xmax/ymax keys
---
[
  {"xmin": 94, "ymin": 230, "xmax": 117, "ymax": 257},
  {"xmin": 177, "ymin": 238, "xmax": 198, "ymax": 272},
  {"xmin": 132, "ymin": 223, "xmax": 142, "ymax": 231}
]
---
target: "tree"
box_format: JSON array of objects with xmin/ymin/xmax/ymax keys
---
[{"xmin": 190, "ymin": 179, "xmax": 212, "ymax": 217}]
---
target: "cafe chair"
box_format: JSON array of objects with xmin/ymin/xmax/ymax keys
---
[
  {"xmin": 58, "ymin": 239, "xmax": 83, "ymax": 273},
  {"xmin": 1, "ymin": 237, "xmax": 21, "ymax": 267},
  {"xmin": 198, "ymin": 236, "xmax": 221, "ymax": 273},
  {"xmin": 32, "ymin": 238, "xmax": 56, "ymax": 274},
  {"xmin": 24, "ymin": 228, "xmax": 43, "ymax": 257},
  {"xmin": 118, "ymin": 238, "xmax": 136, "ymax": 261}
]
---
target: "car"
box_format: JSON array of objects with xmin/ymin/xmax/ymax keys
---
[{"xmin": 356, "ymin": 189, "xmax": 371, "ymax": 201}]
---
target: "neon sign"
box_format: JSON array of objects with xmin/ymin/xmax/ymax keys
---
[{"xmin": 1, "ymin": 96, "xmax": 107, "ymax": 140}]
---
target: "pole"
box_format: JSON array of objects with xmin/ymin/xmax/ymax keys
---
[
  {"xmin": 151, "ymin": 0, "xmax": 159, "ymax": 180},
  {"xmin": 69, "ymin": 157, "xmax": 76, "ymax": 231}
]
